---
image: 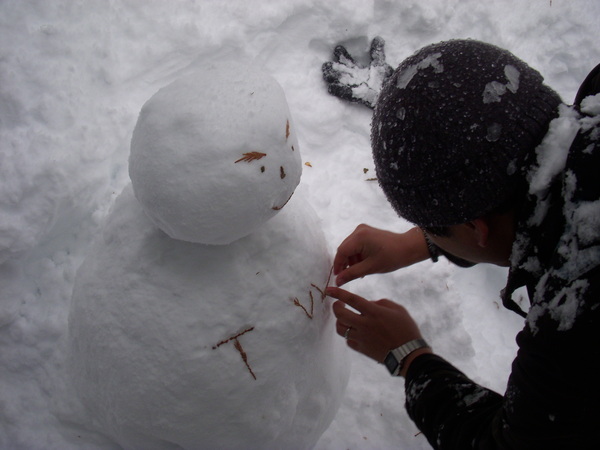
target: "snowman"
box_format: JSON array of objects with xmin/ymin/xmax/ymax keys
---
[{"xmin": 67, "ymin": 64, "xmax": 349, "ymax": 449}]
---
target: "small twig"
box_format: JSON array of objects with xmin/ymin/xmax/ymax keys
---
[
  {"xmin": 294, "ymin": 266, "xmax": 335, "ymax": 318},
  {"xmin": 233, "ymin": 339, "xmax": 257, "ymax": 380},
  {"xmin": 293, "ymin": 297, "xmax": 313, "ymax": 319},
  {"xmin": 272, "ymin": 193, "xmax": 293, "ymax": 211},
  {"xmin": 311, "ymin": 283, "xmax": 325, "ymax": 300},
  {"xmin": 326, "ymin": 265, "xmax": 334, "ymax": 290},
  {"xmin": 235, "ymin": 152, "xmax": 267, "ymax": 163},
  {"xmin": 213, "ymin": 327, "xmax": 257, "ymax": 380},
  {"xmin": 212, "ymin": 327, "xmax": 255, "ymax": 349},
  {"xmin": 310, "ymin": 265, "xmax": 334, "ymax": 302}
]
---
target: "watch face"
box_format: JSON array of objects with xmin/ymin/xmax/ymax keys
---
[{"xmin": 384, "ymin": 352, "xmax": 399, "ymax": 374}]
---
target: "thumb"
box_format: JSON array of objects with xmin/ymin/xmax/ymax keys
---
[{"xmin": 336, "ymin": 259, "xmax": 376, "ymax": 286}]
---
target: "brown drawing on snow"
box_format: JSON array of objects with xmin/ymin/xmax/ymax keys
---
[
  {"xmin": 291, "ymin": 265, "xmax": 335, "ymax": 319},
  {"xmin": 235, "ymin": 152, "xmax": 267, "ymax": 164},
  {"xmin": 292, "ymin": 292, "xmax": 314, "ymax": 319},
  {"xmin": 272, "ymin": 191, "xmax": 294, "ymax": 211},
  {"xmin": 213, "ymin": 327, "xmax": 257, "ymax": 380}
]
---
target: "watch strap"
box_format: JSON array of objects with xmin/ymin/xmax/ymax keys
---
[{"xmin": 387, "ymin": 338, "xmax": 430, "ymax": 376}]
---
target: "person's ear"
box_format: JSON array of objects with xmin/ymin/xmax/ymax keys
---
[{"xmin": 467, "ymin": 218, "xmax": 490, "ymax": 247}]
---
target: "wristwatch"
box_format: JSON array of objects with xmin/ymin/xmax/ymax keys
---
[{"xmin": 384, "ymin": 339, "xmax": 430, "ymax": 376}]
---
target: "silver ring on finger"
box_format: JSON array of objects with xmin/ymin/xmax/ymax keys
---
[{"xmin": 344, "ymin": 327, "xmax": 352, "ymax": 340}]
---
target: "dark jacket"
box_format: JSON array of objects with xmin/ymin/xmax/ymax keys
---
[{"xmin": 404, "ymin": 66, "xmax": 600, "ymax": 449}]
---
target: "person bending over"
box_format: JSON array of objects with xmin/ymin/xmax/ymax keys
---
[{"xmin": 323, "ymin": 39, "xmax": 600, "ymax": 449}]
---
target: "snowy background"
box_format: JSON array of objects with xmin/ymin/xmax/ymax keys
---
[{"xmin": 1, "ymin": 0, "xmax": 599, "ymax": 448}]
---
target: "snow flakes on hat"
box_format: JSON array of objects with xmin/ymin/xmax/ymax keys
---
[
  {"xmin": 482, "ymin": 64, "xmax": 520, "ymax": 104},
  {"xmin": 372, "ymin": 39, "xmax": 562, "ymax": 227}
]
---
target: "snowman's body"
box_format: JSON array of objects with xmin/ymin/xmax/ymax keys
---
[{"xmin": 68, "ymin": 65, "xmax": 348, "ymax": 449}]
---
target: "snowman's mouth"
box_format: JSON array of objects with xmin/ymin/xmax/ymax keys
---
[{"xmin": 272, "ymin": 192, "xmax": 294, "ymax": 211}]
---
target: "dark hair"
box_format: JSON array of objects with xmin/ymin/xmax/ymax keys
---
[
  {"xmin": 422, "ymin": 225, "xmax": 452, "ymax": 237},
  {"xmin": 422, "ymin": 180, "xmax": 527, "ymax": 237}
]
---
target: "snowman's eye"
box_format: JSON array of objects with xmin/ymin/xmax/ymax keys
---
[
  {"xmin": 280, "ymin": 166, "xmax": 286, "ymax": 179},
  {"xmin": 261, "ymin": 166, "xmax": 265, "ymax": 173}
]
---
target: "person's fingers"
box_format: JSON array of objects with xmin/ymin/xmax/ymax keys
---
[
  {"xmin": 335, "ymin": 316, "xmax": 390, "ymax": 362},
  {"xmin": 333, "ymin": 224, "xmax": 379, "ymax": 276},
  {"xmin": 373, "ymin": 298, "xmax": 405, "ymax": 311},
  {"xmin": 346, "ymin": 339, "xmax": 360, "ymax": 352},
  {"xmin": 331, "ymin": 299, "xmax": 346, "ymax": 317},
  {"xmin": 347, "ymin": 254, "xmax": 362, "ymax": 267},
  {"xmin": 332, "ymin": 237, "xmax": 362, "ymax": 276},
  {"xmin": 327, "ymin": 287, "xmax": 374, "ymax": 315},
  {"xmin": 335, "ymin": 258, "xmax": 375, "ymax": 286},
  {"xmin": 336, "ymin": 321, "xmax": 356, "ymax": 338},
  {"xmin": 332, "ymin": 300, "xmax": 364, "ymax": 326}
]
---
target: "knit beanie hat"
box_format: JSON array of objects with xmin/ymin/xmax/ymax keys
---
[{"xmin": 372, "ymin": 39, "xmax": 562, "ymax": 227}]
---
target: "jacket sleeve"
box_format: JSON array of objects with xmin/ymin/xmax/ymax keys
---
[
  {"xmin": 404, "ymin": 354, "xmax": 506, "ymax": 449},
  {"xmin": 404, "ymin": 273, "xmax": 599, "ymax": 450}
]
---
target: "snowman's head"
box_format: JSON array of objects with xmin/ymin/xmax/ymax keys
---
[{"xmin": 129, "ymin": 64, "xmax": 302, "ymax": 245}]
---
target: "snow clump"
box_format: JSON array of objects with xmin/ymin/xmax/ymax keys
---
[
  {"xmin": 68, "ymin": 186, "xmax": 348, "ymax": 449},
  {"xmin": 129, "ymin": 64, "xmax": 302, "ymax": 245}
]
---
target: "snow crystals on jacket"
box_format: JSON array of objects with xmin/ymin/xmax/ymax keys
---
[{"xmin": 405, "ymin": 71, "xmax": 600, "ymax": 449}]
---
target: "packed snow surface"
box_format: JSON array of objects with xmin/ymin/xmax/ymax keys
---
[
  {"xmin": 69, "ymin": 186, "xmax": 346, "ymax": 449},
  {"xmin": 1, "ymin": 1, "xmax": 599, "ymax": 449}
]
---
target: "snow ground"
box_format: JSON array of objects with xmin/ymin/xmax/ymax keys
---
[{"xmin": 1, "ymin": 0, "xmax": 599, "ymax": 448}]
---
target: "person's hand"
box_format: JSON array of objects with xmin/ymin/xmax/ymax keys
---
[
  {"xmin": 333, "ymin": 225, "xmax": 429, "ymax": 287},
  {"xmin": 322, "ymin": 36, "xmax": 394, "ymax": 109},
  {"xmin": 327, "ymin": 286, "xmax": 431, "ymax": 374}
]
